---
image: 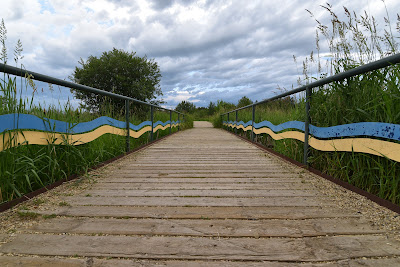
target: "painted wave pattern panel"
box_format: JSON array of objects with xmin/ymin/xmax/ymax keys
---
[
  {"xmin": 0, "ymin": 114, "xmax": 180, "ymax": 151},
  {"xmin": 224, "ymin": 120, "xmax": 400, "ymax": 141},
  {"xmin": 223, "ymin": 120, "xmax": 400, "ymax": 163},
  {"xmin": 0, "ymin": 114, "xmax": 180, "ymax": 134}
]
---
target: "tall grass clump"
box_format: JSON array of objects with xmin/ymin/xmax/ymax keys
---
[
  {"xmin": 0, "ymin": 19, "xmax": 189, "ymax": 203},
  {"xmin": 303, "ymin": 3, "xmax": 400, "ymax": 204},
  {"xmin": 223, "ymin": 3, "xmax": 400, "ymax": 205}
]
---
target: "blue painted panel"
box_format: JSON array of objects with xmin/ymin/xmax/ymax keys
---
[
  {"xmin": 0, "ymin": 113, "xmax": 153, "ymax": 134},
  {"xmin": 236, "ymin": 121, "xmax": 253, "ymax": 128},
  {"xmin": 130, "ymin": 121, "xmax": 152, "ymax": 131},
  {"xmin": 254, "ymin": 120, "xmax": 305, "ymax": 132},
  {"xmin": 309, "ymin": 122, "xmax": 400, "ymax": 141},
  {"xmin": 226, "ymin": 119, "xmax": 400, "ymax": 141},
  {"xmin": 154, "ymin": 121, "xmax": 170, "ymax": 127}
]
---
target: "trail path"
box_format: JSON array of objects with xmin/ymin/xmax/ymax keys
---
[{"xmin": 1, "ymin": 121, "xmax": 400, "ymax": 266}]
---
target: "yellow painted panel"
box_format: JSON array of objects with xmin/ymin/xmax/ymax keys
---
[
  {"xmin": 223, "ymin": 124, "xmax": 400, "ymax": 162},
  {"xmin": 309, "ymin": 137, "xmax": 400, "ymax": 163},
  {"xmin": 253, "ymin": 127, "xmax": 304, "ymax": 140},
  {"xmin": 0, "ymin": 123, "xmax": 182, "ymax": 151},
  {"xmin": 253, "ymin": 127, "xmax": 400, "ymax": 162},
  {"xmin": 153, "ymin": 124, "xmax": 170, "ymax": 132},
  {"xmin": 0, "ymin": 125, "xmax": 153, "ymax": 151}
]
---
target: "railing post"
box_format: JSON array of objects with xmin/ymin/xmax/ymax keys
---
[
  {"xmin": 169, "ymin": 110, "xmax": 172, "ymax": 134},
  {"xmin": 178, "ymin": 113, "xmax": 180, "ymax": 131},
  {"xmin": 227, "ymin": 113, "xmax": 230, "ymax": 130},
  {"xmin": 150, "ymin": 106, "xmax": 154, "ymax": 142},
  {"xmin": 235, "ymin": 110, "xmax": 238, "ymax": 134},
  {"xmin": 303, "ymin": 86, "xmax": 311, "ymax": 166},
  {"xmin": 125, "ymin": 99, "xmax": 130, "ymax": 152},
  {"xmin": 251, "ymin": 105, "xmax": 255, "ymax": 142}
]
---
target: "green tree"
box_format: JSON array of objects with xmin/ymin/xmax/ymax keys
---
[
  {"xmin": 208, "ymin": 101, "xmax": 216, "ymax": 115},
  {"xmin": 237, "ymin": 96, "xmax": 253, "ymax": 108},
  {"xmin": 70, "ymin": 48, "xmax": 162, "ymax": 113},
  {"xmin": 175, "ymin": 101, "xmax": 196, "ymax": 113},
  {"xmin": 216, "ymin": 100, "xmax": 235, "ymax": 112}
]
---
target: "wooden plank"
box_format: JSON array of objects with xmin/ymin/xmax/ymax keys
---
[
  {"xmin": 28, "ymin": 217, "xmax": 383, "ymax": 237},
  {"xmin": 64, "ymin": 196, "xmax": 332, "ymax": 207},
  {"xmin": 2, "ymin": 234, "xmax": 400, "ymax": 261},
  {"xmin": 121, "ymin": 163, "xmax": 282, "ymax": 166},
  {"xmin": 1, "ymin": 256, "xmax": 399, "ymax": 267},
  {"xmin": 116, "ymin": 166, "xmax": 287, "ymax": 170},
  {"xmin": 113, "ymin": 171, "xmax": 292, "ymax": 176},
  {"xmin": 39, "ymin": 206, "xmax": 356, "ymax": 219},
  {"xmin": 129, "ymin": 160, "xmax": 272, "ymax": 163},
  {"xmin": 81, "ymin": 189, "xmax": 318, "ymax": 197},
  {"xmin": 92, "ymin": 183, "xmax": 310, "ymax": 190},
  {"xmin": 101, "ymin": 173, "xmax": 300, "ymax": 178},
  {"xmin": 0, "ymin": 256, "xmax": 85, "ymax": 267},
  {"xmin": 96, "ymin": 178, "xmax": 305, "ymax": 183}
]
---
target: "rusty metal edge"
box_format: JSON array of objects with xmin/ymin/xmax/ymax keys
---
[
  {"xmin": 223, "ymin": 129, "xmax": 400, "ymax": 214},
  {"xmin": 0, "ymin": 131, "xmax": 180, "ymax": 212}
]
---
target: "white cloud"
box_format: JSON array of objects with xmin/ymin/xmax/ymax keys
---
[{"xmin": 0, "ymin": 0, "xmax": 399, "ymax": 109}]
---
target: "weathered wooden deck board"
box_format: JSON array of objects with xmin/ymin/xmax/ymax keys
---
[
  {"xmin": 1, "ymin": 255, "xmax": 400, "ymax": 267},
  {"xmin": 78, "ymin": 189, "xmax": 318, "ymax": 197},
  {"xmin": 92, "ymin": 182, "xmax": 312, "ymax": 189},
  {"xmin": 38, "ymin": 206, "xmax": 360, "ymax": 219},
  {"xmin": 28, "ymin": 217, "xmax": 384, "ymax": 237},
  {"xmin": 64, "ymin": 196, "xmax": 333, "ymax": 207},
  {"xmin": 1, "ymin": 121, "xmax": 400, "ymax": 265},
  {"xmin": 3, "ymin": 234, "xmax": 400, "ymax": 262}
]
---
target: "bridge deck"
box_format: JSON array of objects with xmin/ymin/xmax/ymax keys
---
[{"xmin": 1, "ymin": 121, "xmax": 400, "ymax": 266}]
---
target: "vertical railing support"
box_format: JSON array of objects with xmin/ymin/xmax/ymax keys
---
[
  {"xmin": 303, "ymin": 86, "xmax": 311, "ymax": 166},
  {"xmin": 169, "ymin": 110, "xmax": 172, "ymax": 134},
  {"xmin": 251, "ymin": 105, "xmax": 255, "ymax": 142},
  {"xmin": 178, "ymin": 113, "xmax": 180, "ymax": 131},
  {"xmin": 125, "ymin": 99, "xmax": 130, "ymax": 152},
  {"xmin": 227, "ymin": 113, "xmax": 230, "ymax": 131},
  {"xmin": 235, "ymin": 110, "xmax": 238, "ymax": 134},
  {"xmin": 150, "ymin": 106, "xmax": 154, "ymax": 142}
]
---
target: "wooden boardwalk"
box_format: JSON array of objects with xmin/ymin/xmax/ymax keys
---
[{"xmin": 1, "ymin": 121, "xmax": 400, "ymax": 266}]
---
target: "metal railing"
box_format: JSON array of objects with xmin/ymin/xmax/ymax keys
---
[
  {"xmin": 0, "ymin": 63, "xmax": 185, "ymax": 152},
  {"xmin": 221, "ymin": 53, "xmax": 400, "ymax": 165}
]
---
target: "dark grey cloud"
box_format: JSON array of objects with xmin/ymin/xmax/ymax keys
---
[
  {"xmin": 149, "ymin": 0, "xmax": 174, "ymax": 11},
  {"xmin": 149, "ymin": 0, "xmax": 198, "ymax": 11},
  {"xmin": 124, "ymin": 0, "xmax": 319, "ymax": 108},
  {"xmin": 106, "ymin": 0, "xmax": 138, "ymax": 8},
  {"xmin": 3, "ymin": 0, "xmax": 398, "ymax": 110}
]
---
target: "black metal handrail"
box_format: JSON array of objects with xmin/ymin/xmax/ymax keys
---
[
  {"xmin": 221, "ymin": 53, "xmax": 400, "ymax": 165},
  {"xmin": 0, "ymin": 63, "xmax": 185, "ymax": 152}
]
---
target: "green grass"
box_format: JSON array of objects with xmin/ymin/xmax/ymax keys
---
[
  {"xmin": 17, "ymin": 210, "xmax": 39, "ymax": 219},
  {"xmin": 0, "ymin": 25, "xmax": 192, "ymax": 204},
  {"xmin": 0, "ymin": 87, "xmax": 190, "ymax": 203},
  {"xmin": 42, "ymin": 214, "xmax": 57, "ymax": 219},
  {"xmin": 219, "ymin": 4, "xmax": 400, "ymax": 205},
  {"xmin": 58, "ymin": 201, "xmax": 71, "ymax": 207}
]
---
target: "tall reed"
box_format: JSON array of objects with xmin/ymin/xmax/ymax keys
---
[
  {"xmin": 0, "ymin": 19, "xmax": 190, "ymax": 203},
  {"xmin": 221, "ymin": 3, "xmax": 400, "ymax": 205}
]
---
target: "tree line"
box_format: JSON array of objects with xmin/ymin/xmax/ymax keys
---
[{"xmin": 174, "ymin": 96, "xmax": 254, "ymax": 119}]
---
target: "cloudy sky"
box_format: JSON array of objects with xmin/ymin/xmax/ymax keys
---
[{"xmin": 1, "ymin": 0, "xmax": 399, "ymax": 109}]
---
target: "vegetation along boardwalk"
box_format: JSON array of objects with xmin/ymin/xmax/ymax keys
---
[{"xmin": 1, "ymin": 121, "xmax": 400, "ymax": 266}]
